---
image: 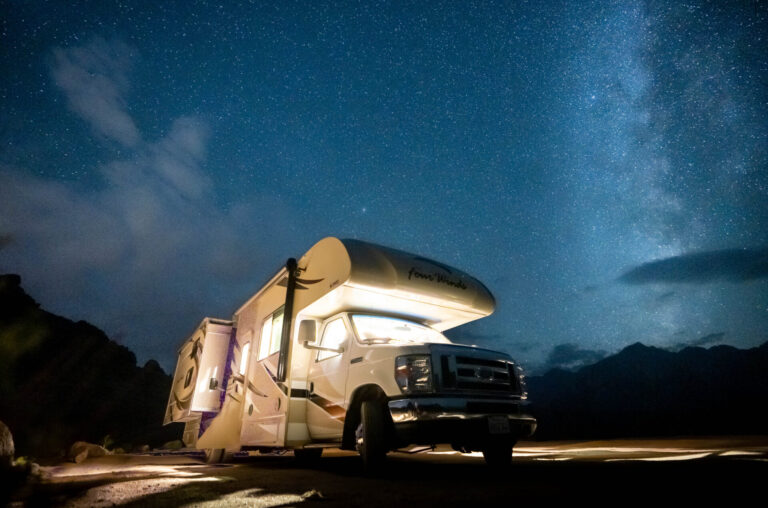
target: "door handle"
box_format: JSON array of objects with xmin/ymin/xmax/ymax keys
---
[{"xmin": 309, "ymin": 382, "xmax": 314, "ymax": 394}]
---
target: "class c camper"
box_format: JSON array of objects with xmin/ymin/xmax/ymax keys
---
[{"xmin": 165, "ymin": 238, "xmax": 536, "ymax": 467}]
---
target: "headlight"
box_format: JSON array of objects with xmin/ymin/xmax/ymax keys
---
[
  {"xmin": 515, "ymin": 364, "xmax": 528, "ymax": 400},
  {"xmin": 395, "ymin": 355, "xmax": 433, "ymax": 393}
]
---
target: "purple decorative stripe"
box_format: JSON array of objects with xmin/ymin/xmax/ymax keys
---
[
  {"xmin": 220, "ymin": 327, "xmax": 238, "ymax": 409},
  {"xmin": 199, "ymin": 411, "xmax": 217, "ymax": 435}
]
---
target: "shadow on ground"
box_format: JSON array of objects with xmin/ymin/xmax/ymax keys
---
[{"xmin": 15, "ymin": 439, "xmax": 768, "ymax": 507}]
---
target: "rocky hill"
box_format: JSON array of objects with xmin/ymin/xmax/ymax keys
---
[
  {"xmin": 527, "ymin": 341, "xmax": 768, "ymax": 439},
  {"xmin": 0, "ymin": 274, "xmax": 182, "ymax": 457}
]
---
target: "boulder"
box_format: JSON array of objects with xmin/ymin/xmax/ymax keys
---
[
  {"xmin": 68, "ymin": 441, "xmax": 110, "ymax": 463},
  {"xmin": 160, "ymin": 439, "xmax": 183, "ymax": 450},
  {"xmin": 133, "ymin": 444, "xmax": 150, "ymax": 453},
  {"xmin": 0, "ymin": 420, "xmax": 14, "ymax": 468},
  {"xmin": 28, "ymin": 461, "xmax": 41, "ymax": 478}
]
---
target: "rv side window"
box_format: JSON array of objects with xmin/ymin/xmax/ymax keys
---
[
  {"xmin": 317, "ymin": 318, "xmax": 347, "ymax": 361},
  {"xmin": 258, "ymin": 306, "xmax": 285, "ymax": 360},
  {"xmin": 183, "ymin": 367, "xmax": 194, "ymax": 388},
  {"xmin": 240, "ymin": 342, "xmax": 250, "ymax": 375}
]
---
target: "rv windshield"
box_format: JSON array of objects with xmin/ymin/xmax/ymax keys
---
[{"xmin": 351, "ymin": 315, "xmax": 451, "ymax": 345}]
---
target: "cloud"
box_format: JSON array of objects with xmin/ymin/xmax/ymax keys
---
[
  {"xmin": 51, "ymin": 37, "xmax": 140, "ymax": 147},
  {"xmin": 149, "ymin": 117, "xmax": 210, "ymax": 200},
  {"xmin": 619, "ymin": 248, "xmax": 768, "ymax": 285},
  {"xmin": 543, "ymin": 343, "xmax": 607, "ymax": 372},
  {"xmin": 0, "ymin": 38, "xmax": 302, "ymax": 368}
]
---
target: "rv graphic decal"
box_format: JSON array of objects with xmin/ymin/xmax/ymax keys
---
[
  {"xmin": 407, "ymin": 266, "xmax": 468, "ymax": 290},
  {"xmin": 263, "ymin": 364, "xmax": 277, "ymax": 381},
  {"xmin": 247, "ymin": 379, "xmax": 269, "ymax": 398},
  {"xmin": 309, "ymin": 393, "xmax": 347, "ymax": 422},
  {"xmin": 414, "ymin": 256, "xmax": 454, "ymax": 274},
  {"xmin": 277, "ymin": 276, "xmax": 325, "ymax": 291}
]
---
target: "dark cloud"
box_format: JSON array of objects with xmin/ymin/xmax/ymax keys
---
[
  {"xmin": 619, "ymin": 248, "xmax": 768, "ymax": 285},
  {"xmin": 543, "ymin": 343, "xmax": 607, "ymax": 372},
  {"xmin": 690, "ymin": 332, "xmax": 726, "ymax": 347}
]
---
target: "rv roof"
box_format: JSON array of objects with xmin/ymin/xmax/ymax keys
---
[
  {"xmin": 340, "ymin": 238, "xmax": 495, "ymax": 317},
  {"xmin": 234, "ymin": 237, "xmax": 495, "ymax": 326}
]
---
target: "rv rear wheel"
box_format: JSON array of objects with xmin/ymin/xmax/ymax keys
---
[
  {"xmin": 204, "ymin": 448, "xmax": 228, "ymax": 464},
  {"xmin": 355, "ymin": 400, "xmax": 387, "ymax": 469}
]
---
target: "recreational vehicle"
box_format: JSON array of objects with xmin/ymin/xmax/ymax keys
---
[{"xmin": 165, "ymin": 237, "xmax": 536, "ymax": 467}]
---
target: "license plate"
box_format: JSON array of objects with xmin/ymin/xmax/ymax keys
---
[{"xmin": 488, "ymin": 416, "xmax": 510, "ymax": 435}]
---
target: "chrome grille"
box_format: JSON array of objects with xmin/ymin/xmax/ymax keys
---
[{"xmin": 439, "ymin": 353, "xmax": 520, "ymax": 394}]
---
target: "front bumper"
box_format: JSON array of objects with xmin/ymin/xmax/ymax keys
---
[{"xmin": 388, "ymin": 396, "xmax": 537, "ymax": 446}]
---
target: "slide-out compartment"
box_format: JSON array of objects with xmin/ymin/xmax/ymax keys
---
[{"xmin": 164, "ymin": 318, "xmax": 233, "ymax": 425}]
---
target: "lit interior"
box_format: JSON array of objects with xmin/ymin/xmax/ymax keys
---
[{"xmin": 351, "ymin": 314, "xmax": 452, "ymax": 345}]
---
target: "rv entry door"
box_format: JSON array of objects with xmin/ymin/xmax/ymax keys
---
[{"xmin": 307, "ymin": 316, "xmax": 351, "ymax": 440}]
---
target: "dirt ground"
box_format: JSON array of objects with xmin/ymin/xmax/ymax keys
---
[{"xmin": 10, "ymin": 437, "xmax": 768, "ymax": 507}]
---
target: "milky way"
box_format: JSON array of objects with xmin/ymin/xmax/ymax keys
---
[{"xmin": 1, "ymin": 1, "xmax": 766, "ymax": 373}]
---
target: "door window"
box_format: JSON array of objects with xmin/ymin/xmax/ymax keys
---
[{"xmin": 317, "ymin": 318, "xmax": 347, "ymax": 361}]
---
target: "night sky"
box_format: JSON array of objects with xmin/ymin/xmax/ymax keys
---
[{"xmin": 1, "ymin": 1, "xmax": 767, "ymax": 374}]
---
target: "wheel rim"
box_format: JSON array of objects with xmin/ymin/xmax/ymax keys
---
[{"xmin": 355, "ymin": 423, "xmax": 364, "ymax": 453}]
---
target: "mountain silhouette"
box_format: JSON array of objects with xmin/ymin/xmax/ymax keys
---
[{"xmin": 527, "ymin": 340, "xmax": 768, "ymax": 439}]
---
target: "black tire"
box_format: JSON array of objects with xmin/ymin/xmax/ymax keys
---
[
  {"xmin": 356, "ymin": 400, "xmax": 387, "ymax": 470},
  {"xmin": 482, "ymin": 440, "xmax": 514, "ymax": 467},
  {"xmin": 294, "ymin": 448, "xmax": 323, "ymax": 462},
  {"xmin": 204, "ymin": 448, "xmax": 229, "ymax": 464}
]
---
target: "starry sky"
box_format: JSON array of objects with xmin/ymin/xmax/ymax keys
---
[{"xmin": 1, "ymin": 0, "xmax": 767, "ymax": 374}]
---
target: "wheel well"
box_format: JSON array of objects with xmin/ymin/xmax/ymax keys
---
[{"xmin": 342, "ymin": 384, "xmax": 388, "ymax": 450}]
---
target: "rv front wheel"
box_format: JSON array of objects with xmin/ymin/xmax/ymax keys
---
[
  {"xmin": 355, "ymin": 400, "xmax": 387, "ymax": 469},
  {"xmin": 482, "ymin": 439, "xmax": 514, "ymax": 467}
]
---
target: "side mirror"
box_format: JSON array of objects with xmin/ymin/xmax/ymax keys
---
[
  {"xmin": 298, "ymin": 319, "xmax": 316, "ymax": 344},
  {"xmin": 302, "ymin": 341, "xmax": 345, "ymax": 354},
  {"xmin": 299, "ymin": 318, "xmax": 345, "ymax": 354}
]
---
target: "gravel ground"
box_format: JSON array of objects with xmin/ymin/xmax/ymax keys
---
[{"xmin": 10, "ymin": 437, "xmax": 768, "ymax": 507}]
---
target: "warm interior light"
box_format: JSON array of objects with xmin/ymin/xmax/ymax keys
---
[
  {"xmin": 259, "ymin": 317, "xmax": 272, "ymax": 359},
  {"xmin": 239, "ymin": 343, "xmax": 250, "ymax": 375},
  {"xmin": 351, "ymin": 314, "xmax": 450, "ymax": 344}
]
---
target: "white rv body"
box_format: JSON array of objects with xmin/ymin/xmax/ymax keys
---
[{"xmin": 166, "ymin": 237, "xmax": 535, "ymax": 463}]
